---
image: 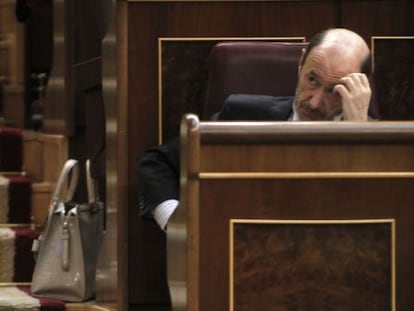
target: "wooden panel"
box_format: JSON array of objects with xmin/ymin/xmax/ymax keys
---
[
  {"xmin": 200, "ymin": 143, "xmax": 414, "ymax": 172},
  {"xmin": 31, "ymin": 182, "xmax": 54, "ymax": 225},
  {"xmin": 171, "ymin": 116, "xmax": 414, "ymax": 311},
  {"xmin": 113, "ymin": 3, "xmax": 129, "ymax": 310},
  {"xmin": 126, "ymin": 0, "xmax": 414, "ymax": 306},
  {"xmin": 128, "ymin": 1, "xmax": 336, "ymax": 303},
  {"xmin": 129, "ymin": 0, "xmax": 335, "ymax": 154},
  {"xmin": 0, "ymin": 1, "xmax": 25, "ymax": 85},
  {"xmin": 341, "ymin": 0, "xmax": 414, "ymax": 42},
  {"xmin": 198, "ymin": 179, "xmax": 406, "ymax": 311},
  {"xmin": 372, "ymin": 37, "xmax": 414, "ymax": 120},
  {"xmin": 230, "ymin": 220, "xmax": 394, "ymax": 311},
  {"xmin": 22, "ymin": 130, "xmax": 68, "ymax": 183}
]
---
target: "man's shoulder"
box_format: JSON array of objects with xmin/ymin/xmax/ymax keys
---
[
  {"xmin": 226, "ymin": 94, "xmax": 293, "ymax": 104},
  {"xmin": 218, "ymin": 94, "xmax": 294, "ymax": 121}
]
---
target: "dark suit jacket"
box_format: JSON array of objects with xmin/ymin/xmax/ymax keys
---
[{"xmin": 137, "ymin": 94, "xmax": 294, "ymax": 217}]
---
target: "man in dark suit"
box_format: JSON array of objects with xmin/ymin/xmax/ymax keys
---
[{"xmin": 137, "ymin": 28, "xmax": 373, "ymax": 230}]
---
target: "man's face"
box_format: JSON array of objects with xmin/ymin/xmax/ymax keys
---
[{"xmin": 294, "ymin": 46, "xmax": 361, "ymax": 121}]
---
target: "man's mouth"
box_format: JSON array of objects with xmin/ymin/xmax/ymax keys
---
[{"xmin": 298, "ymin": 106, "xmax": 325, "ymax": 120}]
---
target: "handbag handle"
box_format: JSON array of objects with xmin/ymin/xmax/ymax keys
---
[
  {"xmin": 52, "ymin": 159, "xmax": 79, "ymax": 204},
  {"xmin": 86, "ymin": 159, "xmax": 96, "ymax": 203},
  {"xmin": 33, "ymin": 159, "xmax": 79, "ymax": 257}
]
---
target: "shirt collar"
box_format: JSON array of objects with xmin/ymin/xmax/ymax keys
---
[{"xmin": 290, "ymin": 102, "xmax": 343, "ymax": 121}]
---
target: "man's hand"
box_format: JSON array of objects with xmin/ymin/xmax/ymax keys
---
[{"xmin": 334, "ymin": 73, "xmax": 371, "ymax": 121}]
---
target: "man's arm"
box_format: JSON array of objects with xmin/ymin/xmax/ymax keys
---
[
  {"xmin": 136, "ymin": 94, "xmax": 293, "ymax": 230},
  {"xmin": 136, "ymin": 137, "xmax": 180, "ymax": 229}
]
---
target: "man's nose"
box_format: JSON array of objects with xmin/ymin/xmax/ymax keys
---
[{"xmin": 308, "ymin": 89, "xmax": 324, "ymax": 109}]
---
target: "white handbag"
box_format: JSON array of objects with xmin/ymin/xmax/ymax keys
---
[{"xmin": 31, "ymin": 159, "xmax": 105, "ymax": 302}]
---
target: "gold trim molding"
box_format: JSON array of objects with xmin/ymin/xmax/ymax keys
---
[
  {"xmin": 130, "ymin": 0, "xmax": 313, "ymax": 2},
  {"xmin": 199, "ymin": 171, "xmax": 414, "ymax": 179}
]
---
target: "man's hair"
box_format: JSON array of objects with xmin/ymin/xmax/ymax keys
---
[
  {"xmin": 301, "ymin": 29, "xmax": 372, "ymax": 76},
  {"xmin": 360, "ymin": 54, "xmax": 372, "ymax": 76},
  {"xmin": 301, "ymin": 29, "xmax": 328, "ymax": 67}
]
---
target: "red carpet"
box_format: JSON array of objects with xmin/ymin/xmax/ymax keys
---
[
  {"xmin": 0, "ymin": 125, "xmax": 23, "ymax": 172},
  {"xmin": 0, "ymin": 226, "xmax": 40, "ymax": 282},
  {"xmin": 0, "ymin": 125, "xmax": 66, "ymax": 310},
  {"xmin": 0, "ymin": 286, "xmax": 66, "ymax": 311},
  {"xmin": 7, "ymin": 175, "xmax": 32, "ymax": 224},
  {"xmin": 0, "ymin": 174, "xmax": 32, "ymax": 224}
]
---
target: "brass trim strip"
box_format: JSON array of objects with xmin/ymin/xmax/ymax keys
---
[
  {"xmin": 0, "ymin": 171, "xmax": 26, "ymax": 176},
  {"xmin": 158, "ymin": 38, "xmax": 163, "ymax": 144},
  {"xmin": 159, "ymin": 37, "xmax": 306, "ymax": 42},
  {"xmin": 372, "ymin": 36, "xmax": 414, "ymax": 41},
  {"xmin": 0, "ymin": 282, "xmax": 32, "ymax": 287},
  {"xmin": 0, "ymin": 224, "xmax": 33, "ymax": 228},
  {"xmin": 130, "ymin": 0, "xmax": 314, "ymax": 2},
  {"xmin": 229, "ymin": 220, "xmax": 234, "ymax": 311},
  {"xmin": 392, "ymin": 219, "xmax": 396, "ymax": 311},
  {"xmin": 199, "ymin": 171, "xmax": 414, "ymax": 179},
  {"xmin": 230, "ymin": 218, "xmax": 395, "ymax": 225}
]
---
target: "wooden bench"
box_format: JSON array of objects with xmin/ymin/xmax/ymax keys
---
[{"xmin": 168, "ymin": 114, "xmax": 414, "ymax": 311}]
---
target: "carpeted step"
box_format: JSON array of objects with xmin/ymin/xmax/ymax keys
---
[
  {"xmin": 0, "ymin": 174, "xmax": 32, "ymax": 224},
  {"xmin": 0, "ymin": 226, "xmax": 40, "ymax": 283},
  {"xmin": 0, "ymin": 125, "xmax": 23, "ymax": 172},
  {"xmin": 0, "ymin": 125, "xmax": 68, "ymax": 310},
  {"xmin": 0, "ymin": 285, "xmax": 65, "ymax": 310}
]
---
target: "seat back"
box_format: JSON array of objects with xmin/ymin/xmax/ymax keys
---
[
  {"xmin": 203, "ymin": 41, "xmax": 307, "ymax": 119},
  {"xmin": 202, "ymin": 40, "xmax": 380, "ymax": 120}
]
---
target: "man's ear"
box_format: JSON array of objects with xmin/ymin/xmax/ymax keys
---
[{"xmin": 298, "ymin": 48, "xmax": 306, "ymax": 74}]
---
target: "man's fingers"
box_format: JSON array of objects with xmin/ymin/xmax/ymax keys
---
[
  {"xmin": 341, "ymin": 73, "xmax": 370, "ymax": 90},
  {"xmin": 333, "ymin": 84, "xmax": 348, "ymax": 99},
  {"xmin": 359, "ymin": 73, "xmax": 370, "ymax": 88},
  {"xmin": 340, "ymin": 74, "xmax": 360, "ymax": 92},
  {"xmin": 337, "ymin": 73, "xmax": 371, "ymax": 121}
]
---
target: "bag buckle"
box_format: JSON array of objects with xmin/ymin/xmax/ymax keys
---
[{"xmin": 61, "ymin": 219, "xmax": 71, "ymax": 271}]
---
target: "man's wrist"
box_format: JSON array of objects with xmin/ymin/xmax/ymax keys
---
[{"xmin": 152, "ymin": 199, "xmax": 179, "ymax": 231}]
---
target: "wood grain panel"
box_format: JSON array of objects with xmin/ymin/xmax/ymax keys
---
[
  {"xmin": 126, "ymin": 0, "xmax": 414, "ymax": 306},
  {"xmin": 231, "ymin": 220, "xmax": 393, "ymax": 311},
  {"xmin": 200, "ymin": 144, "xmax": 414, "ymax": 172},
  {"xmin": 341, "ymin": 0, "xmax": 414, "ymax": 42},
  {"xmin": 372, "ymin": 37, "xmax": 414, "ymax": 120},
  {"xmin": 127, "ymin": 1, "xmax": 336, "ymax": 304},
  {"xmin": 128, "ymin": 0, "xmax": 336, "ymax": 154},
  {"xmin": 197, "ymin": 177, "xmax": 412, "ymax": 311},
  {"xmin": 172, "ymin": 117, "xmax": 414, "ymax": 311}
]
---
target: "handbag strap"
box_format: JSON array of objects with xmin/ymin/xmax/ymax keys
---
[
  {"xmin": 86, "ymin": 159, "xmax": 96, "ymax": 203},
  {"xmin": 32, "ymin": 159, "xmax": 79, "ymax": 257},
  {"xmin": 85, "ymin": 159, "xmax": 106, "ymax": 230},
  {"xmin": 52, "ymin": 159, "xmax": 79, "ymax": 206}
]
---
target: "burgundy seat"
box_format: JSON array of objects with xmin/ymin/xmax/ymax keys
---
[{"xmin": 202, "ymin": 41, "xmax": 307, "ymax": 119}]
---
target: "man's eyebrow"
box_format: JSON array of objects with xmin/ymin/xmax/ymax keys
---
[
  {"xmin": 307, "ymin": 70, "xmax": 319, "ymax": 78},
  {"xmin": 308, "ymin": 69, "xmax": 343, "ymax": 89},
  {"xmin": 307, "ymin": 70, "xmax": 331, "ymax": 84}
]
